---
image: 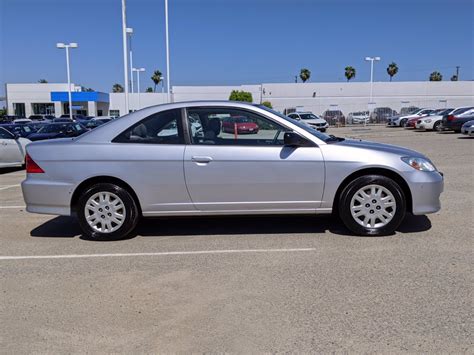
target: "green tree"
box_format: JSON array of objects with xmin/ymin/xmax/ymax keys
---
[
  {"xmin": 450, "ymin": 75, "xmax": 458, "ymax": 81},
  {"xmin": 146, "ymin": 87, "xmax": 153, "ymax": 92},
  {"xmin": 261, "ymin": 101, "xmax": 273, "ymax": 109},
  {"xmin": 38, "ymin": 79, "xmax": 48, "ymax": 83},
  {"xmin": 344, "ymin": 66, "xmax": 356, "ymax": 81},
  {"xmin": 112, "ymin": 83, "xmax": 124, "ymax": 93},
  {"xmin": 229, "ymin": 90, "xmax": 253, "ymax": 102},
  {"xmin": 429, "ymin": 71, "xmax": 443, "ymax": 81},
  {"xmin": 0, "ymin": 106, "xmax": 6, "ymax": 117},
  {"xmin": 386, "ymin": 62, "xmax": 399, "ymax": 81},
  {"xmin": 299, "ymin": 68, "xmax": 311, "ymax": 83},
  {"xmin": 151, "ymin": 70, "xmax": 163, "ymax": 92},
  {"xmin": 81, "ymin": 86, "xmax": 94, "ymax": 92}
]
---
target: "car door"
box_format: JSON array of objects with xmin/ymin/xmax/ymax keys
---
[
  {"xmin": 110, "ymin": 108, "xmax": 193, "ymax": 214},
  {"xmin": 0, "ymin": 128, "xmax": 23, "ymax": 165},
  {"xmin": 183, "ymin": 107, "xmax": 325, "ymax": 212}
]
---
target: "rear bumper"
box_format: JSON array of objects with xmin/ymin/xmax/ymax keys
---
[
  {"xmin": 406, "ymin": 170, "xmax": 444, "ymax": 215},
  {"xmin": 21, "ymin": 177, "xmax": 74, "ymax": 216}
]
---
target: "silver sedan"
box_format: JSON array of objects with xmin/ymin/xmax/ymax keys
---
[{"xmin": 21, "ymin": 101, "xmax": 444, "ymax": 240}]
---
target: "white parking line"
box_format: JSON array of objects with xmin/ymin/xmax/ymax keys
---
[
  {"xmin": 0, "ymin": 184, "xmax": 20, "ymax": 191},
  {"xmin": 0, "ymin": 248, "xmax": 317, "ymax": 261}
]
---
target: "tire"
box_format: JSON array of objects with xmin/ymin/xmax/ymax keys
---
[
  {"xmin": 433, "ymin": 121, "xmax": 441, "ymax": 131},
  {"xmin": 77, "ymin": 183, "xmax": 140, "ymax": 240},
  {"xmin": 338, "ymin": 175, "xmax": 406, "ymax": 236},
  {"xmin": 320, "ymin": 128, "xmax": 327, "ymax": 133},
  {"xmin": 400, "ymin": 119, "xmax": 407, "ymax": 127}
]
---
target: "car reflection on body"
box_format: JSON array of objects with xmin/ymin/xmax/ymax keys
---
[
  {"xmin": 27, "ymin": 122, "xmax": 88, "ymax": 141},
  {"xmin": 22, "ymin": 101, "xmax": 444, "ymax": 240}
]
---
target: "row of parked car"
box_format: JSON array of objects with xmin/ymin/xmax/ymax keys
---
[
  {"xmin": 386, "ymin": 106, "xmax": 474, "ymax": 136},
  {"xmin": 0, "ymin": 115, "xmax": 115, "ymax": 168}
]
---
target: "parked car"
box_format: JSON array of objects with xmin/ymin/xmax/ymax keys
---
[
  {"xmin": 28, "ymin": 114, "xmax": 55, "ymax": 121},
  {"xmin": 0, "ymin": 115, "xmax": 21, "ymax": 123},
  {"xmin": 387, "ymin": 108, "xmax": 434, "ymax": 127},
  {"xmin": 441, "ymin": 109, "xmax": 474, "ymax": 132},
  {"xmin": 347, "ymin": 111, "xmax": 370, "ymax": 125},
  {"xmin": 85, "ymin": 117, "xmax": 114, "ymax": 130},
  {"xmin": 322, "ymin": 110, "xmax": 345, "ymax": 125},
  {"xmin": 22, "ymin": 101, "xmax": 444, "ymax": 240},
  {"xmin": 400, "ymin": 106, "xmax": 420, "ymax": 115},
  {"xmin": 0, "ymin": 127, "xmax": 30, "ymax": 168},
  {"xmin": 13, "ymin": 118, "xmax": 33, "ymax": 124},
  {"xmin": 370, "ymin": 107, "xmax": 397, "ymax": 123},
  {"xmin": 0, "ymin": 123, "xmax": 36, "ymax": 138},
  {"xmin": 27, "ymin": 122, "xmax": 88, "ymax": 141},
  {"xmin": 53, "ymin": 117, "xmax": 74, "ymax": 123},
  {"xmin": 461, "ymin": 120, "xmax": 474, "ymax": 136},
  {"xmin": 59, "ymin": 114, "xmax": 88, "ymax": 122},
  {"xmin": 221, "ymin": 116, "xmax": 259, "ymax": 134},
  {"xmin": 415, "ymin": 108, "xmax": 454, "ymax": 131},
  {"xmin": 287, "ymin": 112, "xmax": 329, "ymax": 132}
]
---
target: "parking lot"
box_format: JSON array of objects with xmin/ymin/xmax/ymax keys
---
[{"xmin": 0, "ymin": 126, "xmax": 472, "ymax": 352}]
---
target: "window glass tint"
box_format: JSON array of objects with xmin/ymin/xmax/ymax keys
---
[
  {"xmin": 300, "ymin": 114, "xmax": 319, "ymax": 120},
  {"xmin": 0, "ymin": 127, "xmax": 14, "ymax": 139},
  {"xmin": 113, "ymin": 109, "xmax": 184, "ymax": 144},
  {"xmin": 187, "ymin": 108, "xmax": 288, "ymax": 146}
]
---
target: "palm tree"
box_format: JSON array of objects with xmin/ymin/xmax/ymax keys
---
[
  {"xmin": 386, "ymin": 62, "xmax": 398, "ymax": 81},
  {"xmin": 429, "ymin": 71, "xmax": 443, "ymax": 81},
  {"xmin": 344, "ymin": 66, "xmax": 356, "ymax": 81},
  {"xmin": 38, "ymin": 79, "xmax": 48, "ymax": 83},
  {"xmin": 151, "ymin": 70, "xmax": 163, "ymax": 92},
  {"xmin": 450, "ymin": 75, "xmax": 458, "ymax": 81},
  {"xmin": 299, "ymin": 68, "xmax": 311, "ymax": 83},
  {"xmin": 112, "ymin": 83, "xmax": 124, "ymax": 93}
]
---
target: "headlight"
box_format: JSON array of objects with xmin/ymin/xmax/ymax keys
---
[
  {"xmin": 424, "ymin": 119, "xmax": 432, "ymax": 123},
  {"xmin": 401, "ymin": 157, "xmax": 436, "ymax": 172}
]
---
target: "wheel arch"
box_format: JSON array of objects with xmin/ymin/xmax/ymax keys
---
[
  {"xmin": 71, "ymin": 176, "xmax": 142, "ymax": 215},
  {"xmin": 332, "ymin": 167, "xmax": 413, "ymax": 215}
]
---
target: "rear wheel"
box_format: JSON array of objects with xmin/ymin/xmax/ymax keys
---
[
  {"xmin": 77, "ymin": 183, "xmax": 139, "ymax": 240},
  {"xmin": 400, "ymin": 119, "xmax": 407, "ymax": 127},
  {"xmin": 338, "ymin": 175, "xmax": 406, "ymax": 236},
  {"xmin": 433, "ymin": 121, "xmax": 441, "ymax": 131}
]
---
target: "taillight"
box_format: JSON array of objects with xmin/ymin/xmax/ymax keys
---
[
  {"xmin": 447, "ymin": 115, "xmax": 455, "ymax": 121},
  {"xmin": 25, "ymin": 153, "xmax": 44, "ymax": 173}
]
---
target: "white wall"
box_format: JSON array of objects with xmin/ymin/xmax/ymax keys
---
[{"xmin": 109, "ymin": 92, "xmax": 168, "ymax": 116}]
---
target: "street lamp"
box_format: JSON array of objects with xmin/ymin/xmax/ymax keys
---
[
  {"xmin": 121, "ymin": 0, "xmax": 130, "ymax": 113},
  {"xmin": 165, "ymin": 0, "xmax": 171, "ymax": 103},
  {"xmin": 126, "ymin": 27, "xmax": 134, "ymax": 95},
  {"xmin": 56, "ymin": 42, "xmax": 78, "ymax": 121},
  {"xmin": 365, "ymin": 56, "xmax": 381, "ymax": 104},
  {"xmin": 132, "ymin": 67, "xmax": 145, "ymax": 110}
]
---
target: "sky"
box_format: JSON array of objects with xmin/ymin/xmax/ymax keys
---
[{"xmin": 0, "ymin": 0, "xmax": 473, "ymax": 96}]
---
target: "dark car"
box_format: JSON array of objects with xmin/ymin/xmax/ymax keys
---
[
  {"xmin": 370, "ymin": 107, "xmax": 397, "ymax": 123},
  {"xmin": 85, "ymin": 118, "xmax": 113, "ymax": 129},
  {"xmin": 441, "ymin": 109, "xmax": 474, "ymax": 132},
  {"xmin": 0, "ymin": 123, "xmax": 36, "ymax": 138},
  {"xmin": 0, "ymin": 115, "xmax": 22, "ymax": 123},
  {"xmin": 28, "ymin": 114, "xmax": 55, "ymax": 121},
  {"xmin": 221, "ymin": 116, "xmax": 259, "ymax": 134},
  {"xmin": 59, "ymin": 114, "xmax": 89, "ymax": 123},
  {"xmin": 27, "ymin": 122, "xmax": 88, "ymax": 141},
  {"xmin": 322, "ymin": 110, "xmax": 345, "ymax": 125}
]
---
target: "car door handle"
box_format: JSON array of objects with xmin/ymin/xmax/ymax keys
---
[{"xmin": 191, "ymin": 156, "xmax": 213, "ymax": 164}]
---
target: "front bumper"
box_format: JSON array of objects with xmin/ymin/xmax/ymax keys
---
[
  {"xmin": 406, "ymin": 170, "xmax": 444, "ymax": 215},
  {"xmin": 21, "ymin": 177, "xmax": 75, "ymax": 216},
  {"xmin": 461, "ymin": 126, "xmax": 474, "ymax": 135}
]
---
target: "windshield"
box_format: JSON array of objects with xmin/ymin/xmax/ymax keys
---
[
  {"xmin": 257, "ymin": 105, "xmax": 335, "ymax": 143},
  {"xmin": 38, "ymin": 123, "xmax": 78, "ymax": 134},
  {"xmin": 452, "ymin": 107, "xmax": 474, "ymax": 115},
  {"xmin": 299, "ymin": 113, "xmax": 319, "ymax": 120}
]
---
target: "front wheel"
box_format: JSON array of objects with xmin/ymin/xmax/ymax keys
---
[
  {"xmin": 77, "ymin": 183, "xmax": 140, "ymax": 240},
  {"xmin": 338, "ymin": 175, "xmax": 406, "ymax": 236},
  {"xmin": 400, "ymin": 119, "xmax": 407, "ymax": 127},
  {"xmin": 433, "ymin": 121, "xmax": 441, "ymax": 131}
]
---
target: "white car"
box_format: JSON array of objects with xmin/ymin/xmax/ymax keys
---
[
  {"xmin": 348, "ymin": 111, "xmax": 370, "ymax": 124},
  {"xmin": 287, "ymin": 112, "xmax": 329, "ymax": 132},
  {"xmin": 387, "ymin": 108, "xmax": 433, "ymax": 127},
  {"xmin": 415, "ymin": 108, "xmax": 454, "ymax": 131},
  {"xmin": 0, "ymin": 127, "xmax": 30, "ymax": 168},
  {"xmin": 13, "ymin": 118, "xmax": 33, "ymax": 124}
]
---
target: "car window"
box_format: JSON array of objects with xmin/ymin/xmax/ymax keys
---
[
  {"xmin": 0, "ymin": 127, "xmax": 14, "ymax": 139},
  {"xmin": 113, "ymin": 109, "xmax": 184, "ymax": 144},
  {"xmin": 187, "ymin": 108, "xmax": 289, "ymax": 146},
  {"xmin": 300, "ymin": 114, "xmax": 319, "ymax": 120}
]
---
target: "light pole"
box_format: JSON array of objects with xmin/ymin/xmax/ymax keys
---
[
  {"xmin": 132, "ymin": 67, "xmax": 145, "ymax": 110},
  {"xmin": 121, "ymin": 0, "xmax": 130, "ymax": 113},
  {"xmin": 126, "ymin": 27, "xmax": 134, "ymax": 94},
  {"xmin": 165, "ymin": 0, "xmax": 171, "ymax": 103},
  {"xmin": 365, "ymin": 56, "xmax": 381, "ymax": 104},
  {"xmin": 56, "ymin": 42, "xmax": 78, "ymax": 121}
]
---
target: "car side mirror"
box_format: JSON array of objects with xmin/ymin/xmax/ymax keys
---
[{"xmin": 284, "ymin": 132, "xmax": 309, "ymax": 147}]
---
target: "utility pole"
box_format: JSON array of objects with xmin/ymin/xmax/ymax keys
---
[
  {"xmin": 294, "ymin": 75, "xmax": 298, "ymax": 83},
  {"xmin": 456, "ymin": 66, "xmax": 460, "ymax": 80}
]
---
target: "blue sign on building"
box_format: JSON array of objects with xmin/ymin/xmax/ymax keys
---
[{"xmin": 51, "ymin": 91, "xmax": 109, "ymax": 103}]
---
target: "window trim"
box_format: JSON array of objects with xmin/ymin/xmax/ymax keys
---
[
  {"xmin": 183, "ymin": 106, "xmax": 314, "ymax": 147},
  {"xmin": 111, "ymin": 108, "xmax": 185, "ymax": 145}
]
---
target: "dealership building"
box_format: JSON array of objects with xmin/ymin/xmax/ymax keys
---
[{"xmin": 5, "ymin": 81, "xmax": 474, "ymax": 118}]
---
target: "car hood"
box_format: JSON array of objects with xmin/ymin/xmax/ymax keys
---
[
  {"xmin": 336, "ymin": 139, "xmax": 425, "ymax": 158},
  {"xmin": 303, "ymin": 118, "xmax": 327, "ymax": 124}
]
